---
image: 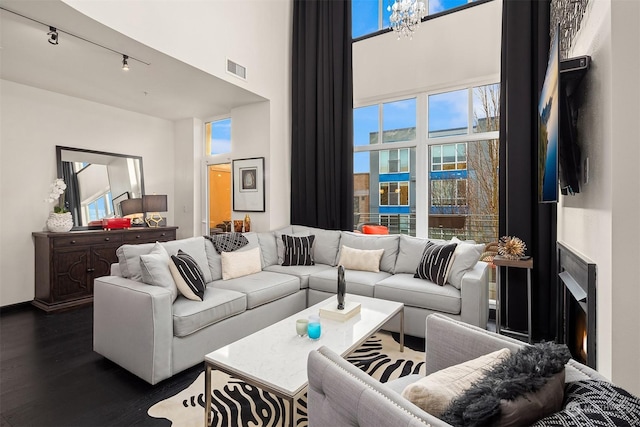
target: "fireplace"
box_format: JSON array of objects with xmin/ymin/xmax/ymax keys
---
[{"xmin": 557, "ymin": 242, "xmax": 596, "ymax": 368}]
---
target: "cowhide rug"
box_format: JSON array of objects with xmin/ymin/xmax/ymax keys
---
[{"xmin": 148, "ymin": 331, "xmax": 425, "ymax": 427}]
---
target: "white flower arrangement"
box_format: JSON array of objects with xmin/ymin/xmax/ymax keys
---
[{"xmin": 45, "ymin": 178, "xmax": 68, "ymax": 213}]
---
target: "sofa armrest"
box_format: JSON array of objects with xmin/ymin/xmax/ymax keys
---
[
  {"xmin": 425, "ymin": 313, "xmax": 525, "ymax": 375},
  {"xmin": 93, "ymin": 275, "xmax": 173, "ymax": 385},
  {"xmin": 308, "ymin": 346, "xmax": 448, "ymax": 426},
  {"xmin": 459, "ymin": 261, "xmax": 489, "ymax": 327}
]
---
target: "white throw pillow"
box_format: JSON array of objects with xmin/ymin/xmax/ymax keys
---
[
  {"xmin": 139, "ymin": 242, "xmax": 178, "ymax": 302},
  {"xmin": 337, "ymin": 245, "xmax": 384, "ymax": 273},
  {"xmin": 221, "ymin": 247, "xmax": 262, "ymax": 280},
  {"xmin": 447, "ymin": 236, "xmax": 485, "ymax": 289},
  {"xmin": 401, "ymin": 348, "xmax": 511, "ymax": 417}
]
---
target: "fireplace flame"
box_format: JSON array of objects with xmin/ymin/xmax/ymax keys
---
[{"xmin": 582, "ymin": 331, "xmax": 587, "ymax": 358}]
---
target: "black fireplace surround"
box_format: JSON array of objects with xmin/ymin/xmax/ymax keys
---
[{"xmin": 557, "ymin": 241, "xmax": 596, "ymax": 368}]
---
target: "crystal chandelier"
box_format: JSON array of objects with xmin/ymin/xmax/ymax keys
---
[{"xmin": 387, "ymin": 0, "xmax": 427, "ymax": 39}]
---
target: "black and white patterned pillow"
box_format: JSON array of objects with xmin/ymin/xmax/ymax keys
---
[
  {"xmin": 281, "ymin": 235, "xmax": 315, "ymax": 266},
  {"xmin": 414, "ymin": 241, "xmax": 457, "ymax": 286},
  {"xmin": 169, "ymin": 250, "xmax": 206, "ymax": 301},
  {"xmin": 206, "ymin": 233, "xmax": 249, "ymax": 254},
  {"xmin": 532, "ymin": 380, "xmax": 640, "ymax": 427}
]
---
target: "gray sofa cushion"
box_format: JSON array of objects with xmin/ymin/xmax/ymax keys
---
[
  {"xmin": 394, "ymin": 235, "xmax": 431, "ymax": 274},
  {"xmin": 210, "ymin": 271, "xmax": 300, "ymax": 309},
  {"xmin": 162, "ymin": 237, "xmax": 213, "ymax": 283},
  {"xmin": 139, "ymin": 242, "xmax": 178, "ymax": 302},
  {"xmin": 375, "ymin": 273, "xmax": 461, "ymax": 315},
  {"xmin": 264, "ymin": 263, "xmax": 334, "ymax": 289},
  {"xmin": 339, "ymin": 232, "xmax": 399, "ymax": 273},
  {"xmin": 116, "ymin": 241, "xmax": 156, "ymax": 281},
  {"xmin": 172, "ymin": 287, "xmax": 246, "ymax": 337},
  {"xmin": 257, "ymin": 232, "xmax": 278, "ymax": 267},
  {"xmin": 309, "ymin": 266, "xmax": 391, "ymax": 297},
  {"xmin": 204, "ymin": 238, "xmax": 223, "ymax": 281},
  {"xmin": 447, "ymin": 237, "xmax": 485, "ymax": 289},
  {"xmin": 272, "ymin": 226, "xmax": 295, "ymax": 264},
  {"xmin": 292, "ymin": 225, "xmax": 342, "ymax": 266}
]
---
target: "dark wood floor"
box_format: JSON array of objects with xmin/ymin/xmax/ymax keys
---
[
  {"xmin": 0, "ymin": 304, "xmax": 202, "ymax": 427},
  {"xmin": 0, "ymin": 302, "xmax": 495, "ymax": 426}
]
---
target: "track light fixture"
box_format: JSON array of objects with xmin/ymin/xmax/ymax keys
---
[
  {"xmin": 0, "ymin": 6, "xmax": 151, "ymax": 70},
  {"xmin": 47, "ymin": 26, "xmax": 58, "ymax": 45}
]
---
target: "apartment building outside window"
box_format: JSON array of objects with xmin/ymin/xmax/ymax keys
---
[
  {"xmin": 353, "ymin": 84, "xmax": 499, "ymax": 246},
  {"xmin": 426, "ymin": 84, "xmax": 499, "ymax": 245},
  {"xmin": 353, "ymin": 98, "xmax": 417, "ymax": 234}
]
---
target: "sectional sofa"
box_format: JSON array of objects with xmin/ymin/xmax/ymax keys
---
[{"xmin": 93, "ymin": 225, "xmax": 489, "ymax": 384}]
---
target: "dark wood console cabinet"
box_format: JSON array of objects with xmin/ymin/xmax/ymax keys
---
[{"xmin": 32, "ymin": 227, "xmax": 178, "ymax": 313}]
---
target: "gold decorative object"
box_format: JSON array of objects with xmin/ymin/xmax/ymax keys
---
[{"xmin": 498, "ymin": 236, "xmax": 527, "ymax": 260}]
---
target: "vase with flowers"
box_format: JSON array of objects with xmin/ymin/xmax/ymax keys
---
[{"xmin": 45, "ymin": 178, "xmax": 73, "ymax": 232}]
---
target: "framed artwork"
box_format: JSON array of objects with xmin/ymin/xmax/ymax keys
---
[
  {"xmin": 233, "ymin": 157, "xmax": 265, "ymax": 212},
  {"xmin": 112, "ymin": 191, "xmax": 130, "ymax": 217}
]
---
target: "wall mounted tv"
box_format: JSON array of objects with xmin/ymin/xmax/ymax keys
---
[
  {"xmin": 538, "ymin": 30, "xmax": 560, "ymax": 203},
  {"xmin": 538, "ymin": 30, "xmax": 591, "ymax": 203}
]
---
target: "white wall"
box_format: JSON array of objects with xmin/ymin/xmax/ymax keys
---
[
  {"xmin": 173, "ymin": 118, "xmax": 202, "ymax": 239},
  {"xmin": 557, "ymin": 0, "xmax": 640, "ymax": 395},
  {"xmin": 63, "ymin": 0, "xmax": 293, "ymax": 232},
  {"xmin": 353, "ymin": 0, "xmax": 502, "ymax": 104},
  {"xmin": 0, "ymin": 80, "xmax": 175, "ymax": 306}
]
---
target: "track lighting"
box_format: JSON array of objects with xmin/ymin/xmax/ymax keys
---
[
  {"xmin": 47, "ymin": 26, "xmax": 58, "ymax": 45},
  {"xmin": 1, "ymin": 6, "xmax": 150, "ymax": 69}
]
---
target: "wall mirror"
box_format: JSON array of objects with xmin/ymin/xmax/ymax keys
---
[{"xmin": 56, "ymin": 146, "xmax": 144, "ymax": 227}]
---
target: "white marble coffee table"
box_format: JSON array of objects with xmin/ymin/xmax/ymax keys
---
[{"xmin": 204, "ymin": 294, "xmax": 404, "ymax": 427}]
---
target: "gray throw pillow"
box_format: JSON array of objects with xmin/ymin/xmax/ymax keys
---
[{"xmin": 139, "ymin": 242, "xmax": 178, "ymax": 302}]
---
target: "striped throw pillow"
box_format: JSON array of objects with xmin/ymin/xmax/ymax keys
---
[
  {"xmin": 281, "ymin": 235, "xmax": 315, "ymax": 266},
  {"xmin": 169, "ymin": 250, "xmax": 206, "ymax": 301},
  {"xmin": 414, "ymin": 242, "xmax": 458, "ymax": 286}
]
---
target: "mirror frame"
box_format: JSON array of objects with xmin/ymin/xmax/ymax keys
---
[{"xmin": 56, "ymin": 146, "xmax": 145, "ymax": 229}]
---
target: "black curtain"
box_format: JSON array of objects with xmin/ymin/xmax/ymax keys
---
[
  {"xmin": 61, "ymin": 162, "xmax": 81, "ymax": 227},
  {"xmin": 291, "ymin": 0, "xmax": 353, "ymax": 231},
  {"xmin": 499, "ymin": 0, "xmax": 557, "ymax": 341}
]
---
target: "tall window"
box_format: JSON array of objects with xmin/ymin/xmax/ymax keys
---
[
  {"xmin": 427, "ymin": 84, "xmax": 500, "ymax": 244},
  {"xmin": 205, "ymin": 118, "xmax": 232, "ymax": 155},
  {"xmin": 353, "ymin": 98, "xmax": 416, "ymax": 234}
]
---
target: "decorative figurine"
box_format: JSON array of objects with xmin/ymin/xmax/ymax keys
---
[
  {"xmin": 244, "ymin": 214, "xmax": 251, "ymax": 232},
  {"xmin": 337, "ymin": 265, "xmax": 346, "ymax": 310}
]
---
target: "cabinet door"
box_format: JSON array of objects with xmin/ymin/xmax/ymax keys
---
[
  {"xmin": 52, "ymin": 248, "xmax": 92, "ymax": 302},
  {"xmin": 91, "ymin": 245, "xmax": 121, "ymax": 280}
]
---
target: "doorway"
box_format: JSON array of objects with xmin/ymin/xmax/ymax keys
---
[{"xmin": 207, "ymin": 163, "xmax": 232, "ymax": 234}]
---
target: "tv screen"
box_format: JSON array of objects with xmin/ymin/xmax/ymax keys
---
[{"xmin": 538, "ymin": 30, "xmax": 560, "ymax": 203}]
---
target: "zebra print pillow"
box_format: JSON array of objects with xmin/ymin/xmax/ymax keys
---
[
  {"xmin": 281, "ymin": 235, "xmax": 315, "ymax": 266},
  {"xmin": 169, "ymin": 250, "xmax": 206, "ymax": 301},
  {"xmin": 532, "ymin": 380, "xmax": 640, "ymax": 426},
  {"xmin": 414, "ymin": 241, "xmax": 457, "ymax": 286}
]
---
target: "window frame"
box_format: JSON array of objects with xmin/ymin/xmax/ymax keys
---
[{"xmin": 352, "ymin": 0, "xmax": 496, "ymax": 42}]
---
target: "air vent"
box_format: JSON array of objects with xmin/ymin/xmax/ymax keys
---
[{"xmin": 227, "ymin": 59, "xmax": 246, "ymax": 80}]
